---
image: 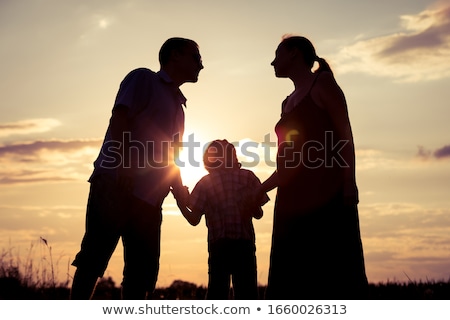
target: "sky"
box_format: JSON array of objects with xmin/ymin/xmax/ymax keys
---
[{"xmin": 1, "ymin": 0, "xmax": 450, "ymax": 289}]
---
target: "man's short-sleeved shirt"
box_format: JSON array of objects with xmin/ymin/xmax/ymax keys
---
[
  {"xmin": 90, "ymin": 68, "xmax": 186, "ymax": 207},
  {"xmin": 189, "ymin": 168, "xmax": 269, "ymax": 246}
]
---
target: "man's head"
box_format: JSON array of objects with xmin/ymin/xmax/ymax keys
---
[{"xmin": 159, "ymin": 37, "xmax": 204, "ymax": 86}]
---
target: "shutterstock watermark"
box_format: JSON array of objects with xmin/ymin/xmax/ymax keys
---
[{"xmin": 99, "ymin": 132, "xmax": 350, "ymax": 169}]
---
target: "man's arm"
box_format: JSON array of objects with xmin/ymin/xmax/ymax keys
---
[{"xmin": 170, "ymin": 167, "xmax": 189, "ymax": 208}]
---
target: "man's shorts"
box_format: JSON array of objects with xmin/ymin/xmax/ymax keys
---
[{"xmin": 72, "ymin": 174, "xmax": 162, "ymax": 282}]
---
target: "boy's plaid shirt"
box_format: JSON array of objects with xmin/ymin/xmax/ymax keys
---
[{"xmin": 189, "ymin": 168, "xmax": 269, "ymax": 246}]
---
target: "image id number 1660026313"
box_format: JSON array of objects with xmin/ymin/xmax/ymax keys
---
[{"xmin": 267, "ymin": 304, "xmax": 347, "ymax": 315}]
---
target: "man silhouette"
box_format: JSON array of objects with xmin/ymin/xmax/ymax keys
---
[{"xmin": 70, "ymin": 37, "xmax": 203, "ymax": 299}]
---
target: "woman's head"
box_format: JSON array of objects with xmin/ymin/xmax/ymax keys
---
[
  {"xmin": 271, "ymin": 35, "xmax": 332, "ymax": 74},
  {"xmin": 203, "ymin": 139, "xmax": 241, "ymax": 172},
  {"xmin": 280, "ymin": 35, "xmax": 317, "ymax": 68}
]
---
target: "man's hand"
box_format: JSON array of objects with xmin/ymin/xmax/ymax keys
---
[{"xmin": 172, "ymin": 185, "xmax": 190, "ymax": 208}]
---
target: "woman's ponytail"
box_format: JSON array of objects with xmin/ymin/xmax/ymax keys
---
[{"xmin": 315, "ymin": 56, "xmax": 333, "ymax": 74}]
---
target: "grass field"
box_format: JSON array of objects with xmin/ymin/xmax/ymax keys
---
[
  {"xmin": 2, "ymin": 275, "xmax": 450, "ymax": 300},
  {"xmin": 1, "ymin": 240, "xmax": 449, "ymax": 300}
]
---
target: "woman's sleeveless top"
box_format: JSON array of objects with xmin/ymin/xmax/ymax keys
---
[{"xmin": 275, "ymin": 73, "xmax": 343, "ymax": 214}]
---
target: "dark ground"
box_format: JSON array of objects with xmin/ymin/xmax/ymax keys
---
[{"xmin": 1, "ymin": 277, "xmax": 449, "ymax": 300}]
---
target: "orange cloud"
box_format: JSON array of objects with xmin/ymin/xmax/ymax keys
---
[
  {"xmin": 0, "ymin": 139, "xmax": 101, "ymax": 184},
  {"xmin": 0, "ymin": 119, "xmax": 61, "ymax": 137}
]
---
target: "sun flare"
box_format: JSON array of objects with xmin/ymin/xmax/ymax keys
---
[{"xmin": 177, "ymin": 144, "xmax": 208, "ymax": 189}]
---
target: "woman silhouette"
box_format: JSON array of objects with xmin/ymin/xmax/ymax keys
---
[{"xmin": 262, "ymin": 35, "xmax": 368, "ymax": 299}]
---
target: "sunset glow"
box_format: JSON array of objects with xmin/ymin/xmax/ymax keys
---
[{"xmin": 1, "ymin": 0, "xmax": 450, "ymax": 289}]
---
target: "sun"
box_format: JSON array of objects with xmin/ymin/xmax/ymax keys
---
[{"xmin": 176, "ymin": 143, "xmax": 207, "ymax": 189}]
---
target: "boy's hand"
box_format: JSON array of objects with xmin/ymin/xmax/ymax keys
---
[{"xmin": 256, "ymin": 185, "xmax": 270, "ymax": 206}]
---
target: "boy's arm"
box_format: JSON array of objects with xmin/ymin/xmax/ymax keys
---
[
  {"xmin": 261, "ymin": 170, "xmax": 278, "ymax": 193},
  {"xmin": 180, "ymin": 205, "xmax": 202, "ymax": 226},
  {"xmin": 180, "ymin": 180, "xmax": 205, "ymax": 226},
  {"xmin": 249, "ymin": 172, "xmax": 270, "ymax": 219},
  {"xmin": 250, "ymin": 189, "xmax": 268, "ymax": 220}
]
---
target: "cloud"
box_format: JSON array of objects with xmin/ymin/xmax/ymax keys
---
[
  {"xmin": 355, "ymin": 148, "xmax": 423, "ymax": 170},
  {"xmin": 434, "ymin": 144, "xmax": 450, "ymax": 159},
  {"xmin": 0, "ymin": 139, "xmax": 101, "ymax": 184},
  {"xmin": 0, "ymin": 118, "xmax": 61, "ymax": 138},
  {"xmin": 333, "ymin": 2, "xmax": 450, "ymax": 82},
  {"xmin": 356, "ymin": 149, "xmax": 391, "ymax": 170},
  {"xmin": 360, "ymin": 203, "xmax": 450, "ymax": 237},
  {"xmin": 0, "ymin": 139, "xmax": 101, "ymax": 157},
  {"xmin": 416, "ymin": 144, "xmax": 450, "ymax": 160},
  {"xmin": 359, "ymin": 202, "xmax": 450, "ymax": 282},
  {"xmin": 416, "ymin": 145, "xmax": 433, "ymax": 160}
]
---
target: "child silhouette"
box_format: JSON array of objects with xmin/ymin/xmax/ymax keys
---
[{"xmin": 180, "ymin": 139, "xmax": 269, "ymax": 299}]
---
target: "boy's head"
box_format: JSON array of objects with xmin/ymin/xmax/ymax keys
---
[{"xmin": 203, "ymin": 139, "xmax": 241, "ymax": 172}]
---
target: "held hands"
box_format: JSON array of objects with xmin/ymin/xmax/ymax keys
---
[
  {"xmin": 171, "ymin": 185, "xmax": 190, "ymax": 209},
  {"xmin": 244, "ymin": 186, "xmax": 270, "ymax": 219},
  {"xmin": 171, "ymin": 186, "xmax": 202, "ymax": 226},
  {"xmin": 255, "ymin": 185, "xmax": 270, "ymax": 206}
]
